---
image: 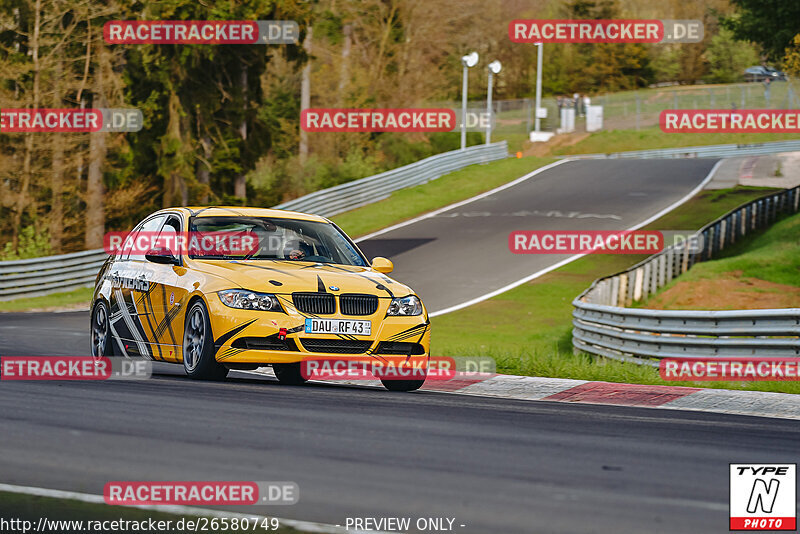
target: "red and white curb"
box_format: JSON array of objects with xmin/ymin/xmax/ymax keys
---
[{"xmin": 247, "ymin": 368, "xmax": 800, "ymax": 420}]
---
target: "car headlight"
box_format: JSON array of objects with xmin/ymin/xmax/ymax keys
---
[
  {"xmin": 386, "ymin": 295, "xmax": 423, "ymax": 316},
  {"xmin": 218, "ymin": 289, "xmax": 281, "ymax": 311}
]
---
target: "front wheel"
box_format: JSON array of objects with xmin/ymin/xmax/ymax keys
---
[
  {"xmin": 272, "ymin": 362, "xmax": 308, "ymax": 385},
  {"xmin": 90, "ymin": 300, "xmax": 116, "ymax": 359},
  {"xmin": 381, "ymin": 379, "xmax": 425, "ymax": 392},
  {"xmin": 183, "ymin": 300, "xmax": 228, "ymax": 380}
]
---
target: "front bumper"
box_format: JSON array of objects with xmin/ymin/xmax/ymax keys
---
[{"xmin": 207, "ymin": 294, "xmax": 431, "ymax": 365}]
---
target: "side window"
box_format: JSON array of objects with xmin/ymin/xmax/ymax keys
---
[
  {"xmin": 128, "ymin": 215, "xmax": 167, "ymax": 262},
  {"xmin": 158, "ymin": 215, "xmax": 182, "ymax": 257}
]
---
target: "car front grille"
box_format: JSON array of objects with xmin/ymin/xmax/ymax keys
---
[
  {"xmin": 340, "ymin": 294, "xmax": 379, "ymax": 316},
  {"xmin": 299, "ymin": 338, "xmax": 372, "ymax": 354},
  {"xmin": 292, "ymin": 292, "xmax": 336, "ymax": 315}
]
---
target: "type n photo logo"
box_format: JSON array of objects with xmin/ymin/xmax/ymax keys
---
[{"xmin": 730, "ymin": 464, "xmax": 796, "ymax": 531}]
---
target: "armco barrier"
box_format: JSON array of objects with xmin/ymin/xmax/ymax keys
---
[
  {"xmin": 0, "ymin": 249, "xmax": 108, "ymax": 301},
  {"xmin": 573, "ymin": 186, "xmax": 800, "ymax": 364},
  {"xmin": 274, "ymin": 141, "xmax": 508, "ymax": 217},
  {"xmin": 0, "ymin": 142, "xmax": 508, "ymax": 301},
  {"xmin": 568, "ymin": 139, "xmax": 800, "ymax": 160}
]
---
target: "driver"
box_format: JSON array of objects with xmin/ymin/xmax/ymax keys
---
[{"xmin": 284, "ymin": 239, "xmax": 314, "ymax": 260}]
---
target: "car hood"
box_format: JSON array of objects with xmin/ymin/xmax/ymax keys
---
[{"xmin": 190, "ymin": 259, "xmax": 413, "ymax": 297}]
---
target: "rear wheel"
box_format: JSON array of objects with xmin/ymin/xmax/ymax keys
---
[
  {"xmin": 272, "ymin": 363, "xmax": 308, "ymax": 385},
  {"xmin": 90, "ymin": 300, "xmax": 116, "ymax": 359},
  {"xmin": 381, "ymin": 379, "xmax": 425, "ymax": 392},
  {"xmin": 183, "ymin": 300, "xmax": 228, "ymax": 380}
]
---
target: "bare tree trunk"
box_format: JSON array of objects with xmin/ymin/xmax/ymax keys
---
[
  {"xmin": 338, "ymin": 23, "xmax": 351, "ymax": 104},
  {"xmin": 12, "ymin": 0, "xmax": 41, "ymax": 251},
  {"xmin": 196, "ymin": 135, "xmax": 212, "ymax": 204},
  {"xmin": 234, "ymin": 60, "xmax": 248, "ymax": 200},
  {"xmin": 299, "ymin": 25, "xmax": 312, "ymax": 165},
  {"xmin": 85, "ymin": 43, "xmax": 107, "ymax": 250},
  {"xmin": 163, "ymin": 90, "xmax": 188, "ymax": 207},
  {"xmin": 50, "ymin": 55, "xmax": 65, "ymax": 252}
]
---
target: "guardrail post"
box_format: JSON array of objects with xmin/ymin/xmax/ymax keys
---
[
  {"xmin": 611, "ymin": 276, "xmax": 620, "ymax": 307},
  {"xmin": 658, "ymin": 253, "xmax": 666, "ymax": 288},
  {"xmin": 618, "ymin": 274, "xmax": 628, "ymax": 307},
  {"xmin": 633, "ymin": 267, "xmax": 644, "ymax": 302}
]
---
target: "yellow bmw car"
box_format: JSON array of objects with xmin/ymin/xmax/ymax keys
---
[{"xmin": 90, "ymin": 207, "xmax": 431, "ymax": 391}]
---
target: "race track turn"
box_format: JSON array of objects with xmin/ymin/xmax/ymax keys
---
[{"xmin": 357, "ymin": 158, "xmax": 719, "ymax": 313}]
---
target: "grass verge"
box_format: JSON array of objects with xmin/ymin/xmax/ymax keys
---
[
  {"xmin": 0, "ymin": 491, "xmax": 301, "ymax": 533},
  {"xmin": 550, "ymin": 127, "xmax": 800, "ymax": 156},
  {"xmin": 0, "ymin": 286, "xmax": 93, "ymax": 313},
  {"xmin": 332, "ymin": 155, "xmax": 555, "ymax": 238},
  {"xmin": 638, "ymin": 210, "xmax": 800, "ymax": 310},
  {"xmin": 429, "ymin": 186, "xmax": 800, "ymax": 394}
]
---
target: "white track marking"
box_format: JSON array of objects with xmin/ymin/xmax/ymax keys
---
[
  {"xmin": 354, "ymin": 159, "xmax": 570, "ymax": 242},
  {"xmin": 0, "ymin": 483, "xmax": 380, "ymax": 534},
  {"xmin": 428, "ymin": 159, "xmax": 724, "ymax": 316}
]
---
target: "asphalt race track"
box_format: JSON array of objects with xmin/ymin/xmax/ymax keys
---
[
  {"xmin": 3, "ymin": 158, "xmax": 798, "ymax": 534},
  {"xmin": 357, "ymin": 158, "xmax": 719, "ymax": 313}
]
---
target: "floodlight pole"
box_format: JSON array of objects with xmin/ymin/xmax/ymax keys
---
[
  {"xmin": 486, "ymin": 69, "xmax": 494, "ymax": 145},
  {"xmin": 535, "ymin": 43, "xmax": 543, "ymax": 132},
  {"xmin": 461, "ymin": 62, "xmax": 469, "ymax": 150}
]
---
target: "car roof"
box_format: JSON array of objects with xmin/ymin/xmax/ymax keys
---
[{"xmin": 157, "ymin": 206, "xmax": 330, "ymax": 223}]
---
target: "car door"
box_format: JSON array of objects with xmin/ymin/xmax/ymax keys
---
[
  {"xmin": 111, "ymin": 214, "xmax": 166, "ymax": 359},
  {"xmin": 141, "ymin": 213, "xmax": 185, "ymax": 362}
]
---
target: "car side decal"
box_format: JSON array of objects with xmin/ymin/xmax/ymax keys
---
[{"xmin": 214, "ymin": 319, "xmax": 257, "ymax": 349}]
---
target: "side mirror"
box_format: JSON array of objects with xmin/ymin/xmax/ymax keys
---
[
  {"xmin": 371, "ymin": 256, "xmax": 393, "ymax": 274},
  {"xmin": 145, "ymin": 248, "xmax": 179, "ymax": 265}
]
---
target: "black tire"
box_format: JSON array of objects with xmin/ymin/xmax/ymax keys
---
[
  {"xmin": 272, "ymin": 362, "xmax": 308, "ymax": 385},
  {"xmin": 381, "ymin": 379, "xmax": 425, "ymax": 392},
  {"xmin": 182, "ymin": 300, "xmax": 228, "ymax": 380},
  {"xmin": 90, "ymin": 300, "xmax": 116, "ymax": 359}
]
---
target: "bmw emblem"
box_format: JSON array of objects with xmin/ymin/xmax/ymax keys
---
[{"xmin": 329, "ymin": 286, "xmax": 339, "ymax": 291}]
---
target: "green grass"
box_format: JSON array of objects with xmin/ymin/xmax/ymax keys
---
[
  {"xmin": 0, "ymin": 491, "xmax": 302, "ymax": 533},
  {"xmin": 668, "ymin": 210, "xmax": 800, "ymax": 288},
  {"xmin": 429, "ymin": 186, "xmax": 800, "ymax": 394},
  {"xmin": 637, "ymin": 209, "xmax": 800, "ymax": 309},
  {"xmin": 0, "ymin": 286, "xmax": 93, "ymax": 312},
  {"xmin": 552, "ymin": 127, "xmax": 800, "ymax": 156},
  {"xmin": 332, "ymin": 155, "xmax": 555, "ymax": 238}
]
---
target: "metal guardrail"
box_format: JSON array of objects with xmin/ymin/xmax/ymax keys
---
[
  {"xmin": 0, "ymin": 249, "xmax": 108, "ymax": 301},
  {"xmin": 0, "ymin": 142, "xmax": 508, "ymax": 301},
  {"xmin": 274, "ymin": 142, "xmax": 508, "ymax": 217},
  {"xmin": 567, "ymin": 140, "xmax": 800, "ymax": 160},
  {"xmin": 573, "ymin": 186, "xmax": 800, "ymax": 364}
]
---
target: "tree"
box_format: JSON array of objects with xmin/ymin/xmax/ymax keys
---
[
  {"xmin": 723, "ymin": 0, "xmax": 800, "ymax": 62},
  {"xmin": 704, "ymin": 27, "xmax": 759, "ymax": 83}
]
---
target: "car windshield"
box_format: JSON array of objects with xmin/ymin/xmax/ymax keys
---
[{"xmin": 187, "ymin": 216, "xmax": 368, "ymax": 267}]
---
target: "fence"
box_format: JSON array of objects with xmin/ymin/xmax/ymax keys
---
[
  {"xmin": 573, "ymin": 186, "xmax": 800, "ymax": 364},
  {"xmin": 0, "ymin": 142, "xmax": 509, "ymax": 301}
]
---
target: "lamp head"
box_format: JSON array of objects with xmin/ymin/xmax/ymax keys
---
[
  {"xmin": 461, "ymin": 51, "xmax": 479, "ymax": 68},
  {"xmin": 488, "ymin": 60, "xmax": 502, "ymax": 74}
]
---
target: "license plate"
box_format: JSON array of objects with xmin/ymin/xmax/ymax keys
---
[{"xmin": 304, "ymin": 318, "xmax": 371, "ymax": 336}]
